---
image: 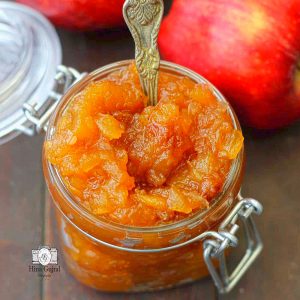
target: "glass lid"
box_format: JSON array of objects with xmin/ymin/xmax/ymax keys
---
[{"xmin": 0, "ymin": 1, "xmax": 62, "ymax": 144}]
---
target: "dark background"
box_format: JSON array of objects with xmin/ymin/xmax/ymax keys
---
[{"xmin": 0, "ymin": 0, "xmax": 300, "ymax": 299}]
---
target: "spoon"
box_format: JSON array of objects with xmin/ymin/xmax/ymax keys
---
[{"xmin": 123, "ymin": 0, "xmax": 164, "ymax": 106}]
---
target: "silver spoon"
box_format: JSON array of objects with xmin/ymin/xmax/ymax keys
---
[{"xmin": 123, "ymin": 0, "xmax": 164, "ymax": 106}]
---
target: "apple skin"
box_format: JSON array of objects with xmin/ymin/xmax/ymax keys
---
[
  {"xmin": 159, "ymin": 0, "xmax": 300, "ymax": 129},
  {"xmin": 18, "ymin": 0, "xmax": 125, "ymax": 30}
]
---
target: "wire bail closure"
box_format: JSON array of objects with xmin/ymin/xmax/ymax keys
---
[
  {"xmin": 19, "ymin": 65, "xmax": 86, "ymax": 136},
  {"xmin": 203, "ymin": 195, "xmax": 263, "ymax": 294}
]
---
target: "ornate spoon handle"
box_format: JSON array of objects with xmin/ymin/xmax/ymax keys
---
[{"xmin": 123, "ymin": 0, "xmax": 164, "ymax": 106}]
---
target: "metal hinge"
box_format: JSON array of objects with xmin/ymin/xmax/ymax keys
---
[
  {"xmin": 203, "ymin": 195, "xmax": 263, "ymax": 294},
  {"xmin": 18, "ymin": 65, "xmax": 86, "ymax": 136}
]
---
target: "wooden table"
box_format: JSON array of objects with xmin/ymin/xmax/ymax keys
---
[{"xmin": 1, "ymin": 3, "xmax": 300, "ymax": 299}]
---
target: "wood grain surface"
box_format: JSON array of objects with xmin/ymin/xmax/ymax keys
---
[{"xmin": 1, "ymin": 0, "xmax": 300, "ymax": 299}]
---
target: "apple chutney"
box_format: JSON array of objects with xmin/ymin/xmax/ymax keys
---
[{"xmin": 43, "ymin": 61, "xmax": 245, "ymax": 292}]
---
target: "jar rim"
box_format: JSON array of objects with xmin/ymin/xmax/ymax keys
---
[{"xmin": 44, "ymin": 59, "xmax": 244, "ymax": 234}]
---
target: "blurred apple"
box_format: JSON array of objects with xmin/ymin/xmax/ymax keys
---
[
  {"xmin": 18, "ymin": 0, "xmax": 125, "ymax": 30},
  {"xmin": 159, "ymin": 0, "xmax": 300, "ymax": 129}
]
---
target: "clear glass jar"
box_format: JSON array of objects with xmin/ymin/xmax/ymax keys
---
[{"xmin": 43, "ymin": 60, "xmax": 254, "ymax": 292}]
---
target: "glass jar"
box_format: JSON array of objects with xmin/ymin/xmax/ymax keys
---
[{"xmin": 43, "ymin": 60, "xmax": 263, "ymax": 293}]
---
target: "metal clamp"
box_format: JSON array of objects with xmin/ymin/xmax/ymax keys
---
[
  {"xmin": 19, "ymin": 65, "xmax": 86, "ymax": 136},
  {"xmin": 203, "ymin": 195, "xmax": 263, "ymax": 294}
]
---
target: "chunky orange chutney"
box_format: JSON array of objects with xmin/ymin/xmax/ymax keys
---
[
  {"xmin": 45, "ymin": 64, "xmax": 243, "ymax": 227},
  {"xmin": 44, "ymin": 63, "xmax": 244, "ymax": 291}
]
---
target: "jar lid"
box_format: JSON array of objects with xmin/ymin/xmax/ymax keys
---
[{"xmin": 0, "ymin": 2, "xmax": 62, "ymax": 144}]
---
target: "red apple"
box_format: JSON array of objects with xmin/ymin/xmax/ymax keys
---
[
  {"xmin": 159, "ymin": 0, "xmax": 300, "ymax": 129},
  {"xmin": 18, "ymin": 0, "xmax": 125, "ymax": 30}
]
